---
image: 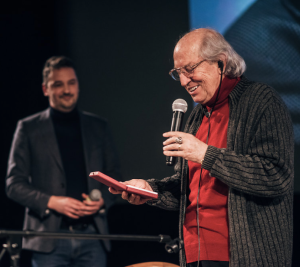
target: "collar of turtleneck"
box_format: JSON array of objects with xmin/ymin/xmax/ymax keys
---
[
  {"xmin": 50, "ymin": 106, "xmax": 79, "ymax": 120},
  {"xmin": 205, "ymin": 76, "xmax": 241, "ymax": 110}
]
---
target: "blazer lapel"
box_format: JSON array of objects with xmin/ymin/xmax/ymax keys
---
[{"xmin": 38, "ymin": 108, "xmax": 65, "ymax": 175}]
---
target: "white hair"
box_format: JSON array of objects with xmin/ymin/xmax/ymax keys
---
[{"xmin": 192, "ymin": 28, "xmax": 246, "ymax": 78}]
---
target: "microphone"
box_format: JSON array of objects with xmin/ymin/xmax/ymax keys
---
[
  {"xmin": 87, "ymin": 189, "xmax": 102, "ymax": 201},
  {"xmin": 166, "ymin": 99, "xmax": 188, "ymax": 166}
]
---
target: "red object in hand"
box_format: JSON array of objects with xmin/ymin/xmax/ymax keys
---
[{"xmin": 89, "ymin": 171, "xmax": 158, "ymax": 199}]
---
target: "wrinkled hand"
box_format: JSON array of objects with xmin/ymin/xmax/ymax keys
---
[
  {"xmin": 109, "ymin": 179, "xmax": 153, "ymax": 205},
  {"xmin": 81, "ymin": 193, "xmax": 104, "ymax": 216},
  {"xmin": 47, "ymin": 196, "xmax": 87, "ymax": 219},
  {"xmin": 163, "ymin": 131, "xmax": 208, "ymax": 164}
]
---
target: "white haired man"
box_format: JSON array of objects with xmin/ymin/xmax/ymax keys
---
[{"xmin": 110, "ymin": 28, "xmax": 294, "ymax": 267}]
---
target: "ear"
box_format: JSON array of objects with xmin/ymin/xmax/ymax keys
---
[
  {"xmin": 218, "ymin": 60, "xmax": 224, "ymax": 72},
  {"xmin": 42, "ymin": 83, "xmax": 48, "ymax": 96},
  {"xmin": 218, "ymin": 54, "xmax": 227, "ymax": 74}
]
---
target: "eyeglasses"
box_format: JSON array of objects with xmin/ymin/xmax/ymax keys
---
[{"xmin": 169, "ymin": 59, "xmax": 207, "ymax": 81}]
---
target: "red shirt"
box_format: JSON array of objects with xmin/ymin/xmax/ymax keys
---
[{"xmin": 183, "ymin": 76, "xmax": 240, "ymax": 263}]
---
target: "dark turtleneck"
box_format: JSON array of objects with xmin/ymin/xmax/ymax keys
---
[{"xmin": 50, "ymin": 107, "xmax": 91, "ymax": 226}]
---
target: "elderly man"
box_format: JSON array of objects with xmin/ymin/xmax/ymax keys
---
[{"xmin": 110, "ymin": 28, "xmax": 294, "ymax": 267}]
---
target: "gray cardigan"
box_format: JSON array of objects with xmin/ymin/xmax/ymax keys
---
[{"xmin": 148, "ymin": 77, "xmax": 294, "ymax": 267}]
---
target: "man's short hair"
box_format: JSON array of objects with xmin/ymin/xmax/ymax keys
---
[{"xmin": 42, "ymin": 56, "xmax": 76, "ymax": 86}]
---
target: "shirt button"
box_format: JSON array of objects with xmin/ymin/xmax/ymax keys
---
[
  {"xmin": 45, "ymin": 209, "xmax": 50, "ymax": 215},
  {"xmin": 209, "ymin": 173, "xmax": 212, "ymax": 177}
]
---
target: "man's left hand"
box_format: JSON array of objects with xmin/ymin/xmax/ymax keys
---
[
  {"xmin": 81, "ymin": 193, "xmax": 104, "ymax": 216},
  {"xmin": 163, "ymin": 131, "xmax": 208, "ymax": 164}
]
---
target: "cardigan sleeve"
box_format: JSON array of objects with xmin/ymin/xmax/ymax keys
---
[
  {"xmin": 146, "ymin": 159, "xmax": 183, "ymax": 210},
  {"xmin": 202, "ymin": 94, "xmax": 294, "ymax": 198}
]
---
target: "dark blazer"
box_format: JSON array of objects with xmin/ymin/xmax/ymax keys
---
[{"xmin": 6, "ymin": 108, "xmax": 121, "ymax": 253}]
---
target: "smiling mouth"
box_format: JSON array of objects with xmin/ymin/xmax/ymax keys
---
[
  {"xmin": 61, "ymin": 95, "xmax": 73, "ymax": 99},
  {"xmin": 188, "ymin": 85, "xmax": 198, "ymax": 93}
]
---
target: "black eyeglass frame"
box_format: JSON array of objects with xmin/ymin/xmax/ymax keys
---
[{"xmin": 169, "ymin": 59, "xmax": 207, "ymax": 81}]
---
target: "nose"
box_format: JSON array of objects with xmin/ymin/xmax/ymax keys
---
[
  {"xmin": 63, "ymin": 84, "xmax": 71, "ymax": 94},
  {"xmin": 179, "ymin": 73, "xmax": 191, "ymax": 87}
]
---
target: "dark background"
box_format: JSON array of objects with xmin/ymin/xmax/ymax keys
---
[
  {"xmin": 0, "ymin": 1, "xmax": 188, "ymax": 266},
  {"xmin": 0, "ymin": 1, "xmax": 299, "ymax": 266}
]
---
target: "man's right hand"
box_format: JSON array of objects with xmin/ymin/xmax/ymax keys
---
[
  {"xmin": 47, "ymin": 196, "xmax": 86, "ymax": 219},
  {"xmin": 109, "ymin": 179, "xmax": 153, "ymax": 205}
]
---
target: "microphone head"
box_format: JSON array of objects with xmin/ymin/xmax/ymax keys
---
[
  {"xmin": 89, "ymin": 189, "xmax": 102, "ymax": 201},
  {"xmin": 172, "ymin": 99, "xmax": 188, "ymax": 113}
]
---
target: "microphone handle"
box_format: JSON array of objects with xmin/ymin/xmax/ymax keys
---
[{"xmin": 166, "ymin": 111, "xmax": 184, "ymax": 166}]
